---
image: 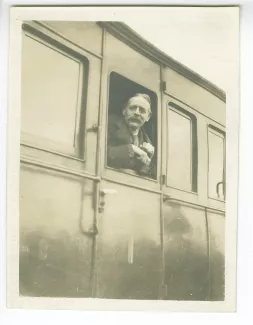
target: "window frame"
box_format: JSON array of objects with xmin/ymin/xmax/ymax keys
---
[
  {"xmin": 207, "ymin": 124, "xmax": 226, "ymax": 202},
  {"xmin": 103, "ymin": 70, "xmax": 160, "ymax": 185},
  {"xmin": 166, "ymin": 101, "xmax": 198, "ymax": 193},
  {"xmin": 21, "ymin": 24, "xmax": 89, "ymax": 161}
]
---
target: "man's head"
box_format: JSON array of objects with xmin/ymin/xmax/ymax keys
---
[{"xmin": 123, "ymin": 93, "xmax": 151, "ymax": 131}]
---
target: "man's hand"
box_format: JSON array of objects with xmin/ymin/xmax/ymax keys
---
[
  {"xmin": 140, "ymin": 142, "xmax": 155, "ymax": 158},
  {"xmin": 131, "ymin": 144, "xmax": 145, "ymax": 156},
  {"xmin": 131, "ymin": 145, "xmax": 151, "ymax": 166},
  {"xmin": 136, "ymin": 152, "xmax": 151, "ymax": 166}
]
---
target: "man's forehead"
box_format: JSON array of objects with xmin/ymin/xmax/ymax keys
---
[{"xmin": 128, "ymin": 96, "xmax": 151, "ymax": 109}]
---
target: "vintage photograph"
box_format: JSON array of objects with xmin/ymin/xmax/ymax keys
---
[{"xmin": 7, "ymin": 6, "xmax": 239, "ymax": 311}]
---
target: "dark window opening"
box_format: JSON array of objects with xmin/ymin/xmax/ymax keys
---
[{"xmin": 107, "ymin": 72, "xmax": 158, "ymax": 179}]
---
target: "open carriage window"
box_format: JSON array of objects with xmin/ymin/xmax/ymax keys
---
[{"xmin": 106, "ymin": 72, "xmax": 158, "ymax": 180}]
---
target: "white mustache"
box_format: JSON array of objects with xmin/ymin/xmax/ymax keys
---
[{"xmin": 129, "ymin": 117, "xmax": 142, "ymax": 122}]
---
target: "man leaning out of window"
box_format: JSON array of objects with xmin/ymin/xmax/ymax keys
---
[{"xmin": 107, "ymin": 93, "xmax": 156, "ymax": 178}]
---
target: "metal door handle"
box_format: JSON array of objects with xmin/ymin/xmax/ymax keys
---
[
  {"xmin": 99, "ymin": 188, "xmax": 117, "ymax": 213},
  {"xmin": 216, "ymin": 181, "xmax": 224, "ymax": 198}
]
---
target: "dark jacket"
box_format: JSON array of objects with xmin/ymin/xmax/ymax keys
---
[{"xmin": 107, "ymin": 115, "xmax": 156, "ymax": 178}]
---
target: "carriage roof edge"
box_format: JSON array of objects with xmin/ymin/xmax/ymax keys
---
[{"xmin": 97, "ymin": 21, "xmax": 226, "ymax": 103}]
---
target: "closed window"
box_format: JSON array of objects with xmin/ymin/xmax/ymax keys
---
[
  {"xmin": 208, "ymin": 126, "xmax": 225, "ymax": 200},
  {"xmin": 21, "ymin": 29, "xmax": 88, "ymax": 157},
  {"xmin": 167, "ymin": 103, "xmax": 197, "ymax": 192}
]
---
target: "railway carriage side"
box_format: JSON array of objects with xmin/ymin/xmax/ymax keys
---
[
  {"xmin": 19, "ymin": 21, "xmax": 226, "ymax": 300},
  {"xmin": 161, "ymin": 67, "xmax": 225, "ymax": 300}
]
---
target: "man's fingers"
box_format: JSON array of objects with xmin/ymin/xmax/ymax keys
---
[
  {"xmin": 132, "ymin": 145, "xmax": 147, "ymax": 156},
  {"xmin": 141, "ymin": 143, "xmax": 155, "ymax": 158},
  {"xmin": 136, "ymin": 152, "xmax": 151, "ymax": 165},
  {"xmin": 142, "ymin": 142, "xmax": 154, "ymax": 152}
]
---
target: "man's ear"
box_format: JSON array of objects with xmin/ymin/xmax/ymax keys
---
[{"xmin": 145, "ymin": 112, "xmax": 152, "ymax": 122}]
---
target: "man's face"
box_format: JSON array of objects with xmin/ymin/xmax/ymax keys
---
[{"xmin": 123, "ymin": 96, "xmax": 151, "ymax": 130}]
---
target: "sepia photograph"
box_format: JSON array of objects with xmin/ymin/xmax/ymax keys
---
[{"xmin": 6, "ymin": 6, "xmax": 239, "ymax": 312}]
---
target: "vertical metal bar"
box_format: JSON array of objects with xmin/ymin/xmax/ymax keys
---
[
  {"xmin": 159, "ymin": 64, "xmax": 166, "ymax": 299},
  {"xmin": 204, "ymin": 207, "xmax": 211, "ymax": 300},
  {"xmin": 128, "ymin": 233, "xmax": 134, "ymax": 264},
  {"xmin": 223, "ymin": 134, "xmax": 226, "ymax": 200},
  {"xmin": 89, "ymin": 27, "xmax": 106, "ymax": 298}
]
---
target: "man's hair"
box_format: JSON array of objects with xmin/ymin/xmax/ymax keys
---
[
  {"xmin": 132, "ymin": 93, "xmax": 151, "ymax": 105},
  {"xmin": 124, "ymin": 93, "xmax": 152, "ymax": 113}
]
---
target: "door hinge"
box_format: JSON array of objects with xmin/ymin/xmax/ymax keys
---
[
  {"xmin": 87, "ymin": 124, "xmax": 99, "ymax": 132},
  {"xmin": 160, "ymin": 174, "xmax": 166, "ymax": 185},
  {"xmin": 160, "ymin": 80, "xmax": 167, "ymax": 92}
]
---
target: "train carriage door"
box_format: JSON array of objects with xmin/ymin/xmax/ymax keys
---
[
  {"xmin": 20, "ymin": 21, "xmax": 102, "ymax": 297},
  {"xmin": 206, "ymin": 124, "xmax": 226, "ymax": 300},
  {"xmin": 94, "ymin": 31, "xmax": 163, "ymax": 299},
  {"xmin": 161, "ymin": 93, "xmax": 210, "ymax": 300}
]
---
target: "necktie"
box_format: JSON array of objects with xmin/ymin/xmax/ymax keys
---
[{"xmin": 132, "ymin": 134, "xmax": 139, "ymax": 146}]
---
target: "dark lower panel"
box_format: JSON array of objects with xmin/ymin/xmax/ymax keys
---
[
  {"xmin": 96, "ymin": 181, "xmax": 161, "ymax": 299},
  {"xmin": 19, "ymin": 165, "xmax": 95, "ymax": 297},
  {"xmin": 207, "ymin": 212, "xmax": 225, "ymax": 301},
  {"xmin": 163, "ymin": 202, "xmax": 209, "ymax": 301}
]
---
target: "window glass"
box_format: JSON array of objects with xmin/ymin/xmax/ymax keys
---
[
  {"xmin": 166, "ymin": 103, "xmax": 197, "ymax": 192},
  {"xmin": 208, "ymin": 127, "xmax": 225, "ymax": 200},
  {"xmin": 167, "ymin": 109, "xmax": 191, "ymax": 190},
  {"xmin": 21, "ymin": 32, "xmax": 85, "ymax": 154}
]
